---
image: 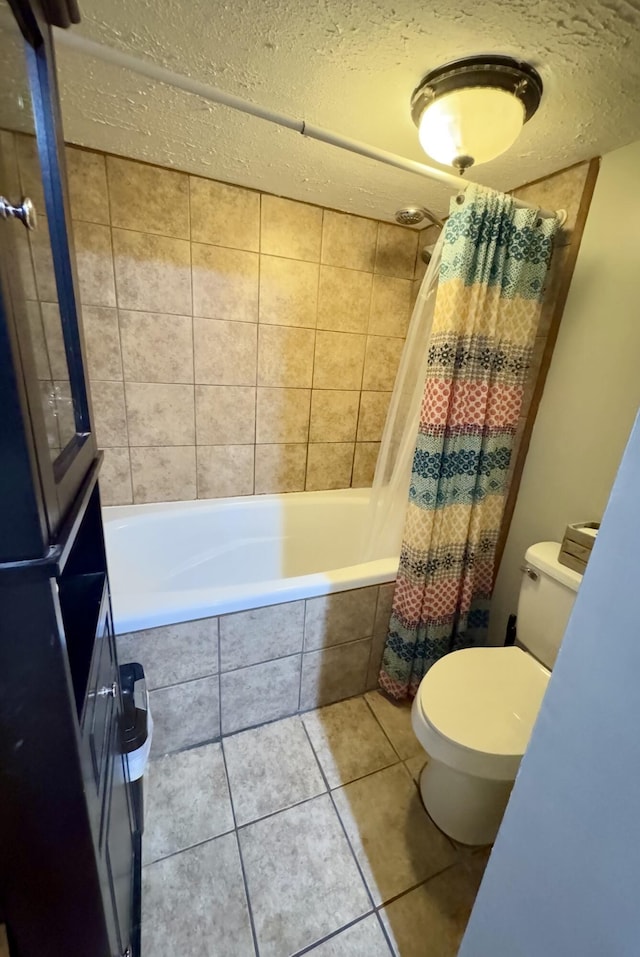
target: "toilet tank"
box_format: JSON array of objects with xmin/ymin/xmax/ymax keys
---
[{"xmin": 516, "ymin": 541, "xmax": 583, "ymax": 669}]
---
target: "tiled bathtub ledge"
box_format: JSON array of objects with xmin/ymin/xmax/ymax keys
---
[{"xmin": 117, "ymin": 582, "xmax": 396, "ymax": 756}]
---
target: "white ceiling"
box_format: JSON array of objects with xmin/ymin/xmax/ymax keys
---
[{"xmin": 53, "ymin": 0, "xmax": 640, "ymax": 222}]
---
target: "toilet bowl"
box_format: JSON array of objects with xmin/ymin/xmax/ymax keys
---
[
  {"xmin": 412, "ymin": 646, "xmax": 549, "ymax": 845},
  {"xmin": 411, "ymin": 541, "xmax": 583, "ymax": 845}
]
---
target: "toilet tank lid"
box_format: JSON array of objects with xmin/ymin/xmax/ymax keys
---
[{"xmin": 526, "ymin": 541, "xmax": 583, "ymax": 592}]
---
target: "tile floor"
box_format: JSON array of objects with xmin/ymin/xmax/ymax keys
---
[{"xmin": 142, "ymin": 691, "xmax": 490, "ymax": 956}]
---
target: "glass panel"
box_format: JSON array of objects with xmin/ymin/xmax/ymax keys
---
[{"xmin": 0, "ymin": 0, "xmax": 76, "ymax": 460}]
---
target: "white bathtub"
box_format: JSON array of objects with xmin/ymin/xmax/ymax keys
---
[{"xmin": 104, "ymin": 488, "xmax": 398, "ymax": 634}]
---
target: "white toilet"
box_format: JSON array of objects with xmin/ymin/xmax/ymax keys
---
[{"xmin": 411, "ymin": 541, "xmax": 583, "ymax": 846}]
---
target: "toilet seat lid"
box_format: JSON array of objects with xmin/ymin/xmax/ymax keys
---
[{"xmin": 417, "ymin": 646, "xmax": 550, "ymax": 757}]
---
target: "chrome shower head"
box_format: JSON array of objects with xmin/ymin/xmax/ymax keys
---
[
  {"xmin": 394, "ymin": 206, "xmax": 443, "ymax": 229},
  {"xmin": 395, "ymin": 206, "xmax": 426, "ymax": 226}
]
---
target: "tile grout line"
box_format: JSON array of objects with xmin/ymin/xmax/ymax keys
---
[
  {"xmin": 299, "ymin": 724, "xmax": 397, "ymax": 954},
  {"xmin": 188, "ymin": 176, "xmax": 198, "ymax": 499},
  {"xmin": 150, "ymin": 730, "xmax": 223, "ymax": 761},
  {"xmin": 300, "ymin": 722, "xmax": 380, "ymax": 920},
  {"xmin": 373, "ymin": 909, "xmax": 398, "ymax": 956},
  {"xmin": 364, "ymin": 586, "xmax": 382, "ymax": 690},
  {"xmin": 219, "ymin": 736, "xmax": 262, "ymax": 957},
  {"xmin": 83, "ymin": 219, "xmax": 399, "ymax": 274},
  {"xmin": 90, "ymin": 373, "xmax": 403, "ymax": 388},
  {"xmin": 305, "ymin": 206, "xmax": 324, "ymax": 492},
  {"xmin": 234, "ymin": 786, "xmax": 328, "ymax": 833},
  {"xmin": 374, "ymin": 859, "xmax": 463, "ymax": 911},
  {"xmin": 290, "ymin": 911, "xmax": 379, "ymax": 957},
  {"xmin": 253, "ymin": 193, "xmax": 262, "ymax": 495},
  {"xmin": 297, "ymin": 602, "xmax": 307, "ymax": 711},
  {"xmin": 217, "ymin": 618, "xmax": 223, "ymax": 739},
  {"xmin": 102, "ymin": 155, "xmax": 134, "ymax": 504},
  {"xmin": 145, "ymin": 727, "xmax": 409, "ymax": 859},
  {"xmin": 141, "ymin": 825, "xmax": 237, "ymax": 869},
  {"xmin": 155, "ymin": 738, "xmax": 402, "ymax": 820},
  {"xmin": 149, "ymin": 681, "xmax": 388, "ymax": 761},
  {"xmin": 146, "ymin": 669, "xmax": 220, "ymax": 692},
  {"xmin": 362, "ymin": 692, "xmax": 408, "ymax": 764},
  {"xmin": 156, "ymin": 698, "xmax": 402, "ymax": 818},
  {"xmin": 147, "ymin": 702, "xmax": 452, "ymax": 954},
  {"xmin": 348, "ymin": 221, "xmax": 382, "ymax": 486}
]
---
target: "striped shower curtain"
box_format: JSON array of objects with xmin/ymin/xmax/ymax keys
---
[{"xmin": 379, "ymin": 185, "xmax": 558, "ymax": 701}]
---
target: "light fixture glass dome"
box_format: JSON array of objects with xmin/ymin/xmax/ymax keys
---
[
  {"xmin": 418, "ymin": 87, "xmax": 526, "ymax": 169},
  {"xmin": 411, "ymin": 56, "xmax": 543, "ymax": 172}
]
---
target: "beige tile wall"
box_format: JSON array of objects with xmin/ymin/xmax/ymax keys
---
[{"xmin": 65, "ymin": 147, "xmax": 418, "ymax": 505}]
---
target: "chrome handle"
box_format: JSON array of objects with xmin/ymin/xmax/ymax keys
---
[
  {"xmin": 0, "ymin": 195, "xmax": 37, "ymax": 230},
  {"xmin": 520, "ymin": 564, "xmax": 539, "ymax": 582},
  {"xmin": 97, "ymin": 681, "xmax": 118, "ymax": 698}
]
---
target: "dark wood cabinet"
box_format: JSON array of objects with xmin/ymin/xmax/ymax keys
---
[{"xmin": 0, "ymin": 2, "xmax": 140, "ymax": 955}]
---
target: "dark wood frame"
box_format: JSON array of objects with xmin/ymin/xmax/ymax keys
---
[
  {"xmin": 1, "ymin": 3, "xmax": 140, "ymax": 954},
  {"xmin": 5, "ymin": 0, "xmax": 96, "ymax": 543}
]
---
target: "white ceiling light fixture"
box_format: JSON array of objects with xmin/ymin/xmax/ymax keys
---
[{"xmin": 411, "ymin": 55, "xmax": 543, "ymax": 174}]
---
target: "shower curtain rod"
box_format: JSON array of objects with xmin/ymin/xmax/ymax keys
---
[{"xmin": 53, "ymin": 29, "xmax": 564, "ymax": 224}]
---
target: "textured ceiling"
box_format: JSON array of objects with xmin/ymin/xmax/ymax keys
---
[{"xmin": 53, "ymin": 0, "xmax": 640, "ymax": 221}]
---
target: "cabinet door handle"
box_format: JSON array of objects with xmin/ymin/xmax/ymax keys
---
[
  {"xmin": 97, "ymin": 681, "xmax": 118, "ymax": 698},
  {"xmin": 0, "ymin": 195, "xmax": 37, "ymax": 230}
]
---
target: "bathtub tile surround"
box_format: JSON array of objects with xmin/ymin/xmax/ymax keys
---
[
  {"xmin": 300, "ymin": 638, "xmax": 373, "ymax": 710},
  {"xmin": 130, "ymin": 446, "xmax": 197, "ymax": 504},
  {"xmin": 140, "ymin": 694, "xmax": 487, "ymax": 956},
  {"xmin": 65, "ymin": 146, "xmax": 418, "ymax": 505},
  {"xmin": 367, "ymin": 582, "xmax": 397, "ymax": 690},
  {"xmin": 353, "ymin": 441, "xmax": 381, "ymax": 487},
  {"xmin": 254, "ymin": 443, "xmax": 307, "ymax": 494},
  {"xmin": 150, "ymin": 675, "xmax": 220, "ymax": 756},
  {"xmin": 189, "ymin": 175, "xmax": 260, "ymax": 250},
  {"xmin": 305, "ymin": 441, "xmax": 355, "ymax": 491},
  {"xmin": 261, "ymin": 194, "xmax": 323, "ymax": 262},
  {"xmin": 219, "ymin": 600, "xmax": 305, "ymax": 671},
  {"xmin": 304, "ymin": 587, "xmax": 378, "ymax": 649},
  {"xmin": 193, "ymin": 315, "xmax": 257, "ymax": 385},
  {"xmin": 118, "ymin": 617, "xmax": 218, "ymax": 689},
  {"xmin": 196, "ymin": 444, "xmax": 255, "ymax": 499},
  {"xmin": 117, "ymin": 584, "xmax": 391, "ymax": 749},
  {"xmin": 220, "ymin": 654, "xmax": 302, "ymax": 735}
]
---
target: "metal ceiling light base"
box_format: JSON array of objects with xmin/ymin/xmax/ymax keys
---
[{"xmin": 411, "ymin": 55, "xmax": 543, "ymax": 172}]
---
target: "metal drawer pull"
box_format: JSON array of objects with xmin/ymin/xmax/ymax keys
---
[
  {"xmin": 520, "ymin": 564, "xmax": 539, "ymax": 582},
  {"xmin": 0, "ymin": 195, "xmax": 37, "ymax": 230},
  {"xmin": 97, "ymin": 681, "xmax": 118, "ymax": 698}
]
